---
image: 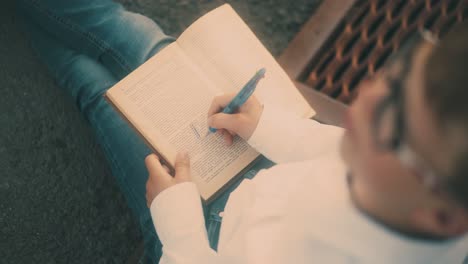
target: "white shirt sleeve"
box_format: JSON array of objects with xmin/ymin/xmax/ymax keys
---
[
  {"xmin": 247, "ymin": 104, "xmax": 344, "ymax": 164},
  {"xmin": 150, "ymin": 182, "xmax": 218, "ymax": 263}
]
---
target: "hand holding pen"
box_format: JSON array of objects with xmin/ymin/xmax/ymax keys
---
[{"xmin": 207, "ymin": 68, "xmax": 266, "ymax": 146}]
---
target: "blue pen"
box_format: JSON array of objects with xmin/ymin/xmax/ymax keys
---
[{"xmin": 208, "ymin": 68, "xmax": 266, "ymax": 134}]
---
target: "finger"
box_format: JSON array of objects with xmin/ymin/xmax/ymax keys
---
[
  {"xmin": 208, "ymin": 112, "xmax": 241, "ymax": 131},
  {"xmin": 174, "ymin": 151, "xmax": 191, "ymax": 181},
  {"xmin": 224, "ymin": 132, "xmax": 233, "ymax": 146},
  {"xmin": 145, "ymin": 154, "xmax": 171, "ymax": 181},
  {"xmin": 162, "ymin": 164, "xmax": 170, "ymax": 173},
  {"xmin": 146, "ymin": 187, "xmax": 151, "ymax": 208},
  {"xmin": 145, "ymin": 179, "xmax": 155, "ymax": 208},
  {"xmin": 207, "ymin": 93, "xmax": 236, "ymax": 117},
  {"xmin": 219, "ymin": 128, "xmax": 236, "ymax": 139},
  {"xmin": 218, "ymin": 129, "xmax": 225, "ymax": 137}
]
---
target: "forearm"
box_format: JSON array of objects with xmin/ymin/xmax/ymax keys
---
[
  {"xmin": 247, "ymin": 104, "xmax": 344, "ymax": 163},
  {"xmin": 150, "ymin": 182, "xmax": 218, "ymax": 263}
]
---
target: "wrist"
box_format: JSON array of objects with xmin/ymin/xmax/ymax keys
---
[{"xmin": 245, "ymin": 103, "xmax": 264, "ymax": 140}]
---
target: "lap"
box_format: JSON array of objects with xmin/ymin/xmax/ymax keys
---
[
  {"xmin": 17, "ymin": 1, "xmax": 277, "ymax": 260},
  {"xmin": 17, "ymin": 0, "xmax": 175, "ymax": 80}
]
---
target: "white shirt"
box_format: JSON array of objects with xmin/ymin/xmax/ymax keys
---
[{"xmin": 150, "ymin": 104, "xmax": 468, "ymax": 264}]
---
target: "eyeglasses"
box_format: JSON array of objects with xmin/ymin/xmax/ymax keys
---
[{"xmin": 371, "ymin": 29, "xmax": 441, "ymax": 190}]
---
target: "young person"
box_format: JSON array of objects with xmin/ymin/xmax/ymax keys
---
[
  {"xmin": 145, "ymin": 26, "xmax": 468, "ymax": 263},
  {"xmin": 17, "ymin": 0, "xmax": 467, "ymax": 263}
]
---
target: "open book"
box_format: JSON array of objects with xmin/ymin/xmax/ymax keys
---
[{"xmin": 104, "ymin": 4, "xmax": 315, "ymax": 202}]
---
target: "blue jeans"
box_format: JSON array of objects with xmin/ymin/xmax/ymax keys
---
[{"xmin": 16, "ymin": 0, "xmax": 275, "ymax": 262}]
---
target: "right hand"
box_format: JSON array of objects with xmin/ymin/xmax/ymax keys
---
[{"xmin": 207, "ymin": 93, "xmax": 263, "ymax": 146}]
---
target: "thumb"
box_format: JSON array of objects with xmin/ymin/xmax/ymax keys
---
[
  {"xmin": 145, "ymin": 154, "xmax": 171, "ymax": 181},
  {"xmin": 174, "ymin": 151, "xmax": 190, "ymax": 181},
  {"xmin": 208, "ymin": 113, "xmax": 240, "ymax": 132}
]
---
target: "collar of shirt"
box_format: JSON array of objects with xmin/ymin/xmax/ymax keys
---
[
  {"xmin": 219, "ymin": 150, "xmax": 467, "ymax": 263},
  {"xmin": 288, "ymin": 154, "xmax": 468, "ymax": 263}
]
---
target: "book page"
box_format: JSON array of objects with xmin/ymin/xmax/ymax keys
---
[
  {"xmin": 177, "ymin": 4, "xmax": 315, "ymax": 119},
  {"xmin": 105, "ymin": 43, "xmax": 259, "ymax": 200}
]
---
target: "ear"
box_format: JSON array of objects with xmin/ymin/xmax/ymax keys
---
[{"xmin": 411, "ymin": 206, "xmax": 468, "ymax": 238}]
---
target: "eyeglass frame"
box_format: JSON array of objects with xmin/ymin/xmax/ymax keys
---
[{"xmin": 371, "ymin": 29, "xmax": 441, "ymax": 190}]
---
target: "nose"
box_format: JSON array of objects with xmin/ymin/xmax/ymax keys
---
[{"xmin": 354, "ymin": 75, "xmax": 388, "ymax": 112}]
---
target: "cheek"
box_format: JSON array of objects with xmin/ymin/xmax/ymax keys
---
[
  {"xmin": 359, "ymin": 155, "xmax": 400, "ymax": 191},
  {"xmin": 342, "ymin": 126, "xmax": 407, "ymax": 204},
  {"xmin": 350, "ymin": 156, "xmax": 400, "ymax": 215},
  {"xmin": 340, "ymin": 113, "xmax": 378, "ymax": 177},
  {"xmin": 342, "ymin": 93, "xmax": 407, "ymax": 200},
  {"xmin": 352, "ymin": 152, "xmax": 422, "ymax": 213}
]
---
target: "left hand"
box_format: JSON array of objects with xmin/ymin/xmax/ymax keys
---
[{"xmin": 145, "ymin": 151, "xmax": 191, "ymax": 208}]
